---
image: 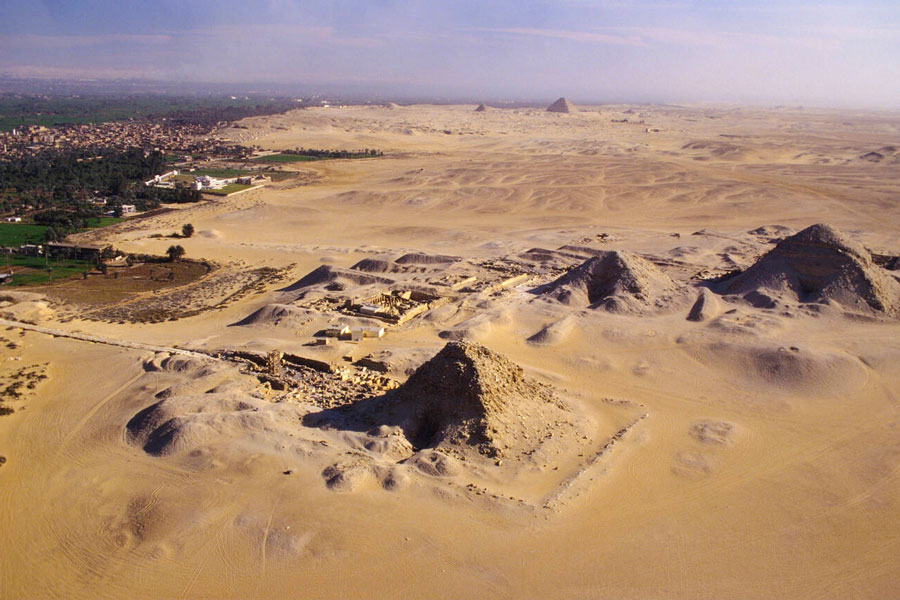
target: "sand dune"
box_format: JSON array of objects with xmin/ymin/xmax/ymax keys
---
[{"xmin": 3, "ymin": 103, "xmax": 900, "ymax": 599}]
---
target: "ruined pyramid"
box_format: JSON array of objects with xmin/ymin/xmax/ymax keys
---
[
  {"xmin": 720, "ymin": 223, "xmax": 900, "ymax": 316},
  {"xmin": 541, "ymin": 250, "xmax": 676, "ymax": 312},
  {"xmin": 391, "ymin": 341, "xmax": 568, "ymax": 458}
]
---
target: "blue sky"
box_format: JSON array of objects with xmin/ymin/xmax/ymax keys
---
[{"xmin": 1, "ymin": 0, "xmax": 899, "ymax": 106}]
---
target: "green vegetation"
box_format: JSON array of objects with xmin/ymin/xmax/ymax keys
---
[
  {"xmin": 251, "ymin": 149, "xmax": 381, "ymax": 164},
  {"xmin": 85, "ymin": 216, "xmax": 124, "ymax": 228},
  {"xmin": 166, "ymin": 245, "xmax": 185, "ymax": 262},
  {"xmin": 0, "ymin": 218, "xmax": 123, "ymax": 248},
  {"xmin": 0, "ymin": 223, "xmax": 48, "ymax": 247},
  {"xmin": 1, "ymin": 255, "xmax": 91, "ymax": 286},
  {"xmin": 0, "ymin": 147, "xmax": 202, "ymax": 240},
  {"xmin": 251, "ymin": 153, "xmax": 319, "ymax": 163},
  {"xmin": 0, "ymin": 147, "xmax": 168, "ymax": 195},
  {"xmin": 205, "ymin": 183, "xmax": 253, "ymax": 196},
  {"xmin": 185, "ymin": 167, "xmax": 250, "ymax": 178},
  {"xmin": 0, "ymin": 95, "xmax": 298, "ymax": 132}
]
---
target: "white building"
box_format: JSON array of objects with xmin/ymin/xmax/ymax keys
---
[
  {"xmin": 121, "ymin": 205, "xmax": 137, "ymax": 215},
  {"xmin": 325, "ymin": 324, "xmax": 351, "ymax": 338},
  {"xmin": 4, "ymin": 216, "xmax": 22, "ymax": 223}
]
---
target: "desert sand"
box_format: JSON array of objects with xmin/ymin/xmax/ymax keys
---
[{"xmin": 2, "ymin": 103, "xmax": 900, "ymax": 599}]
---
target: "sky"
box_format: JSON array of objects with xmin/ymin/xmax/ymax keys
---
[{"xmin": 1, "ymin": 0, "xmax": 899, "ymax": 107}]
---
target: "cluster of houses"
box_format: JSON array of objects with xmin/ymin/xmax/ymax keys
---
[{"xmin": 0, "ymin": 121, "xmax": 230, "ymax": 161}]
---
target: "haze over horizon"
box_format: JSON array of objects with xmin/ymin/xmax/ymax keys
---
[{"xmin": 1, "ymin": 0, "xmax": 899, "ymax": 108}]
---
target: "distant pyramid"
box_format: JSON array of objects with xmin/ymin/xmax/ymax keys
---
[
  {"xmin": 546, "ymin": 97, "xmax": 577, "ymax": 113},
  {"xmin": 474, "ymin": 103, "xmax": 489, "ymax": 112}
]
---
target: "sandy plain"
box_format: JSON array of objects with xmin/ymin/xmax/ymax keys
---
[{"xmin": 2, "ymin": 102, "xmax": 900, "ymax": 599}]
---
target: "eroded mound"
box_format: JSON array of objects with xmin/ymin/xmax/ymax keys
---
[
  {"xmin": 281, "ymin": 265, "xmax": 394, "ymax": 291},
  {"xmin": 394, "ymin": 252, "xmax": 459, "ymax": 265},
  {"xmin": 540, "ymin": 250, "xmax": 677, "ymax": 312},
  {"xmin": 720, "ymin": 223, "xmax": 900, "ymax": 316},
  {"xmin": 391, "ymin": 341, "xmax": 568, "ymax": 458},
  {"xmin": 234, "ymin": 303, "xmax": 308, "ymax": 327},
  {"xmin": 349, "ymin": 258, "xmax": 400, "ymax": 273},
  {"xmin": 126, "ymin": 393, "xmax": 276, "ymax": 456}
]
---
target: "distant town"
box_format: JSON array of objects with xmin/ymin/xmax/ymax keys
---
[{"xmin": 0, "ymin": 92, "xmax": 383, "ymax": 284}]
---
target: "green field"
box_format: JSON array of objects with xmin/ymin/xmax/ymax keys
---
[
  {"xmin": 85, "ymin": 216, "xmax": 124, "ymax": 228},
  {"xmin": 188, "ymin": 167, "xmax": 250, "ymax": 178},
  {"xmin": 250, "ymin": 153, "xmax": 319, "ymax": 163},
  {"xmin": 205, "ymin": 183, "xmax": 253, "ymax": 196},
  {"xmin": 0, "ymin": 218, "xmax": 123, "ymax": 248},
  {"xmin": 1, "ymin": 255, "xmax": 91, "ymax": 286},
  {"xmin": 0, "ymin": 223, "xmax": 48, "ymax": 247}
]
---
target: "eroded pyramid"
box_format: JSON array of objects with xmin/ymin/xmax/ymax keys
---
[
  {"xmin": 392, "ymin": 341, "xmax": 567, "ymax": 458},
  {"xmin": 720, "ymin": 223, "xmax": 900, "ymax": 316},
  {"xmin": 541, "ymin": 250, "xmax": 676, "ymax": 312}
]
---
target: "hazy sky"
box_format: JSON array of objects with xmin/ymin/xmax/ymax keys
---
[{"xmin": 1, "ymin": 0, "xmax": 898, "ymax": 106}]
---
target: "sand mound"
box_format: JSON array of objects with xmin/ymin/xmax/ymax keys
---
[
  {"xmin": 142, "ymin": 354, "xmax": 220, "ymax": 376},
  {"xmin": 234, "ymin": 303, "xmax": 308, "ymax": 327},
  {"xmin": 282, "ymin": 265, "xmax": 394, "ymax": 291},
  {"xmin": 474, "ymin": 103, "xmax": 489, "ymax": 112},
  {"xmin": 0, "ymin": 292, "xmax": 54, "ymax": 322},
  {"xmin": 390, "ymin": 341, "xmax": 567, "ymax": 458},
  {"xmin": 349, "ymin": 258, "xmax": 405, "ymax": 273},
  {"xmin": 547, "ymin": 97, "xmax": 577, "ymax": 113},
  {"xmin": 322, "ymin": 462, "xmax": 374, "ymax": 491},
  {"xmin": 692, "ymin": 342, "xmax": 868, "ymax": 396},
  {"xmin": 408, "ymin": 450, "xmax": 461, "ymax": 477},
  {"xmin": 719, "ymin": 223, "xmax": 900, "ymax": 316},
  {"xmin": 681, "ymin": 140, "xmax": 747, "ymax": 160},
  {"xmin": 394, "ymin": 252, "xmax": 459, "ymax": 265},
  {"xmin": 747, "ymin": 225, "xmax": 795, "ymax": 243},
  {"xmin": 438, "ymin": 314, "xmax": 495, "ymax": 341},
  {"xmin": 126, "ymin": 393, "xmax": 272, "ymax": 456},
  {"xmin": 687, "ymin": 288, "xmax": 721, "ymax": 322},
  {"xmin": 690, "ymin": 419, "xmax": 736, "ymax": 445},
  {"xmin": 540, "ymin": 251, "xmax": 677, "ymax": 312},
  {"xmin": 527, "ymin": 316, "xmax": 577, "ymax": 346}
]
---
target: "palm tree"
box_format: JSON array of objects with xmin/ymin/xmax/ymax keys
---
[{"xmin": 166, "ymin": 245, "xmax": 185, "ymax": 262}]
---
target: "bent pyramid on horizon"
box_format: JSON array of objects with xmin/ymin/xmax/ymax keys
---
[
  {"xmin": 546, "ymin": 97, "xmax": 578, "ymax": 113},
  {"xmin": 474, "ymin": 103, "xmax": 489, "ymax": 112}
]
